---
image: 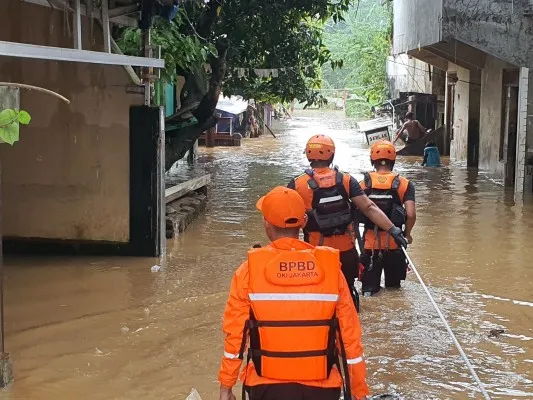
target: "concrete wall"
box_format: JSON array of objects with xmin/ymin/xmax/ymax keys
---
[
  {"xmin": 449, "ymin": 63, "xmax": 470, "ymax": 162},
  {"xmin": 443, "ymin": 0, "xmax": 533, "ymax": 67},
  {"xmin": 387, "ymin": 55, "xmax": 432, "ymax": 98},
  {"xmin": 393, "ymin": 0, "xmax": 443, "ymax": 55},
  {"xmin": 478, "ymin": 55, "xmax": 509, "ymax": 179},
  {"xmin": 0, "ymin": 1, "xmax": 140, "ymax": 242}
]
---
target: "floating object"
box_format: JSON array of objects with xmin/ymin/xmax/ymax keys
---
[
  {"xmin": 185, "ymin": 388, "xmax": 203, "ymax": 400},
  {"xmin": 151, "ymin": 265, "xmax": 161, "ymax": 273},
  {"xmin": 488, "ymin": 329, "xmax": 505, "ymax": 338}
]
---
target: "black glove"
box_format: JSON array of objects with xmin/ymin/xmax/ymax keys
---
[{"xmin": 388, "ymin": 226, "xmax": 407, "ymax": 249}]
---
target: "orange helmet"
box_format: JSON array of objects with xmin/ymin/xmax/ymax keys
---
[
  {"xmin": 370, "ymin": 140, "xmax": 396, "ymax": 161},
  {"xmin": 305, "ymin": 134, "xmax": 335, "ymax": 161}
]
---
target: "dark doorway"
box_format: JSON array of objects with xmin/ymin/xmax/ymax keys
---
[{"xmin": 445, "ymin": 78, "xmax": 456, "ymax": 157}]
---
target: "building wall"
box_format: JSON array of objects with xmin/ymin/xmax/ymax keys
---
[
  {"xmin": 387, "ymin": 55, "xmax": 432, "ymax": 98},
  {"xmin": 393, "ymin": 0, "xmax": 443, "ymax": 55},
  {"xmin": 478, "ymin": 55, "xmax": 510, "ymax": 179},
  {"xmin": 0, "ymin": 1, "xmax": 141, "ymax": 242},
  {"xmin": 448, "ymin": 63, "xmax": 470, "ymax": 162}
]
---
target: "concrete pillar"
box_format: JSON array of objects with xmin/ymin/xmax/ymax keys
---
[{"xmin": 515, "ymin": 67, "xmax": 529, "ymax": 203}]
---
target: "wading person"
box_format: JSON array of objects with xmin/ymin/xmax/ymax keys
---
[
  {"xmin": 359, "ymin": 140, "xmax": 416, "ymax": 296},
  {"xmin": 393, "ymin": 112, "xmax": 430, "ymax": 144},
  {"xmin": 287, "ymin": 134, "xmax": 407, "ymax": 308},
  {"xmin": 218, "ymin": 186, "xmax": 369, "ymax": 400},
  {"xmin": 422, "ymin": 141, "xmax": 442, "ymax": 167}
]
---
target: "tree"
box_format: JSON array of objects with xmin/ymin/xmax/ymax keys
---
[
  {"xmin": 323, "ymin": 0, "xmax": 392, "ymax": 118},
  {"xmin": 0, "ymin": 109, "xmax": 31, "ymax": 145},
  {"xmin": 118, "ymin": 0, "xmax": 353, "ymax": 169}
]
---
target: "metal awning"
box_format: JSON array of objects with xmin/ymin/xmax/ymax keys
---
[{"xmin": 0, "ymin": 40, "xmax": 164, "ymax": 68}]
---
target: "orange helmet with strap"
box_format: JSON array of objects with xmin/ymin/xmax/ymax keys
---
[
  {"xmin": 305, "ymin": 134, "xmax": 335, "ymax": 161},
  {"xmin": 370, "ymin": 140, "xmax": 396, "ymax": 161}
]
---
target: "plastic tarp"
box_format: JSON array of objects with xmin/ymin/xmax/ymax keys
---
[{"xmin": 216, "ymin": 94, "xmax": 249, "ymax": 115}]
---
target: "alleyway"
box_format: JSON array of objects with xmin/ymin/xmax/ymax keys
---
[{"xmin": 2, "ymin": 111, "xmax": 533, "ymax": 399}]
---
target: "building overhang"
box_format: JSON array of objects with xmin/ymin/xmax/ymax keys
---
[{"xmin": 0, "ymin": 40, "xmax": 164, "ymax": 68}]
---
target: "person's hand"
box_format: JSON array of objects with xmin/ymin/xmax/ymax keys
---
[
  {"xmin": 388, "ymin": 226, "xmax": 407, "ymax": 249},
  {"xmin": 406, "ymin": 233, "xmax": 413, "ymax": 244},
  {"xmin": 219, "ymin": 386, "xmax": 236, "ymax": 400}
]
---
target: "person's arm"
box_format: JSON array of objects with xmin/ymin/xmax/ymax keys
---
[
  {"xmin": 353, "ymin": 195, "xmax": 394, "ymax": 232},
  {"xmin": 349, "ymin": 176, "xmax": 393, "ymax": 232},
  {"xmin": 417, "ymin": 120, "xmax": 430, "ymax": 133},
  {"xmin": 336, "ymin": 272, "xmax": 369, "ymax": 399},
  {"xmin": 218, "ymin": 263, "xmax": 251, "ymax": 399},
  {"xmin": 422, "ymin": 152, "xmax": 428, "ymax": 166},
  {"xmin": 403, "ymin": 182, "xmax": 416, "ymax": 244},
  {"xmin": 393, "ymin": 123, "xmax": 406, "ymax": 143}
]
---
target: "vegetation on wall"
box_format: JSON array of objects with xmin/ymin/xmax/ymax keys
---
[{"xmin": 0, "ymin": 109, "xmax": 31, "ymax": 145}]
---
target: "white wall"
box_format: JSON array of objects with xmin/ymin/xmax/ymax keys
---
[
  {"xmin": 448, "ymin": 63, "xmax": 470, "ymax": 162},
  {"xmin": 387, "ymin": 55, "xmax": 432, "ymax": 98}
]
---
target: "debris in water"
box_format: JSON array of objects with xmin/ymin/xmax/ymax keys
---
[
  {"xmin": 121, "ymin": 326, "xmax": 130, "ymax": 334},
  {"xmin": 144, "ymin": 307, "xmax": 150, "ymax": 317},
  {"xmin": 489, "ymin": 329, "xmax": 505, "ymax": 338},
  {"xmin": 185, "ymin": 388, "xmax": 203, "ymax": 400},
  {"xmin": 151, "ymin": 265, "xmax": 161, "ymax": 273}
]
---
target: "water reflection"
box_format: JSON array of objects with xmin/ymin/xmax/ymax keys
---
[{"xmin": 1, "ymin": 110, "xmax": 532, "ymax": 399}]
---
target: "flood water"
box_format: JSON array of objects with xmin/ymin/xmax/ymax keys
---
[{"xmin": 3, "ymin": 110, "xmax": 533, "ymax": 399}]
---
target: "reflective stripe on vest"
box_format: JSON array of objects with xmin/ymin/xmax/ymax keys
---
[
  {"xmin": 223, "ymin": 351, "xmax": 240, "ymax": 359},
  {"xmin": 249, "ymin": 293, "xmax": 339, "ymax": 302},
  {"xmin": 319, "ymin": 195, "xmax": 344, "ymax": 204},
  {"xmin": 347, "ymin": 356, "xmax": 364, "ymax": 365},
  {"xmin": 246, "ymin": 245, "xmax": 341, "ymax": 381}
]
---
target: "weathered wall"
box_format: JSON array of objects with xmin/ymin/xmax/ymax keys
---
[
  {"xmin": 443, "ymin": 0, "xmax": 533, "ymax": 67},
  {"xmin": 478, "ymin": 55, "xmax": 509, "ymax": 179},
  {"xmin": 0, "ymin": 1, "xmax": 140, "ymax": 242},
  {"xmin": 449, "ymin": 63, "xmax": 470, "ymax": 162},
  {"xmin": 393, "ymin": 0, "xmax": 443, "ymax": 55},
  {"xmin": 387, "ymin": 55, "xmax": 432, "ymax": 98}
]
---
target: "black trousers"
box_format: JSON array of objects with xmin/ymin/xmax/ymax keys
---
[
  {"xmin": 361, "ymin": 249, "xmax": 407, "ymax": 294},
  {"xmin": 340, "ymin": 247, "xmax": 360, "ymax": 310},
  {"xmin": 245, "ymin": 383, "xmax": 341, "ymax": 400}
]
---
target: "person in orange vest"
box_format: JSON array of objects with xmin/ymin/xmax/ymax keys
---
[
  {"xmin": 218, "ymin": 186, "xmax": 370, "ymax": 400},
  {"xmin": 288, "ymin": 134, "xmax": 407, "ymax": 308},
  {"xmin": 358, "ymin": 140, "xmax": 416, "ymax": 296}
]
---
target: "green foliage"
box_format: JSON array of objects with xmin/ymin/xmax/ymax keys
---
[
  {"xmin": 117, "ymin": 15, "xmax": 216, "ymax": 83},
  {"xmin": 218, "ymin": 0, "xmax": 352, "ymax": 107},
  {"xmin": 323, "ymin": 0, "xmax": 392, "ymax": 117},
  {"xmin": 0, "ymin": 109, "xmax": 31, "ymax": 145}
]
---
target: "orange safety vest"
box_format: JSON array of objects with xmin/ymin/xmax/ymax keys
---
[
  {"xmin": 360, "ymin": 171, "xmax": 409, "ymax": 250},
  {"xmin": 294, "ymin": 168, "xmax": 355, "ymax": 251},
  {"xmin": 242, "ymin": 245, "xmax": 348, "ymax": 384}
]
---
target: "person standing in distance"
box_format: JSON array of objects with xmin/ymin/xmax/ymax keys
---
[{"xmin": 288, "ymin": 134, "xmax": 407, "ymax": 308}]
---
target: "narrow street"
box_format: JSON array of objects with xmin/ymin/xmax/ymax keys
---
[{"xmin": 2, "ymin": 111, "xmax": 533, "ymax": 399}]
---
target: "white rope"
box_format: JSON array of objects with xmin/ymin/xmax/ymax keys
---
[{"xmin": 401, "ymin": 247, "xmax": 492, "ymax": 400}]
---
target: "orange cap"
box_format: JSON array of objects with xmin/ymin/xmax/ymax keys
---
[{"xmin": 256, "ymin": 186, "xmax": 306, "ymax": 228}]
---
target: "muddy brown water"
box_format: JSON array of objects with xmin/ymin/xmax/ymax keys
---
[{"xmin": 3, "ymin": 110, "xmax": 533, "ymax": 399}]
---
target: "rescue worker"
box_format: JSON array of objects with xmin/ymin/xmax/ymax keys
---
[
  {"xmin": 288, "ymin": 134, "xmax": 407, "ymax": 307},
  {"xmin": 218, "ymin": 186, "xmax": 369, "ymax": 400},
  {"xmin": 359, "ymin": 140, "xmax": 416, "ymax": 296}
]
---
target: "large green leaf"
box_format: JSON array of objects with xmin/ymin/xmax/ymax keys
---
[
  {"xmin": 0, "ymin": 122, "xmax": 19, "ymax": 145},
  {"xmin": 18, "ymin": 110, "xmax": 31, "ymax": 125},
  {"xmin": 0, "ymin": 109, "xmax": 18, "ymax": 126}
]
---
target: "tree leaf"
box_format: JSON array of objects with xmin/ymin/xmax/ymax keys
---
[
  {"xmin": 0, "ymin": 109, "xmax": 18, "ymax": 126},
  {"xmin": 0, "ymin": 122, "xmax": 19, "ymax": 145},
  {"xmin": 17, "ymin": 110, "xmax": 31, "ymax": 125}
]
